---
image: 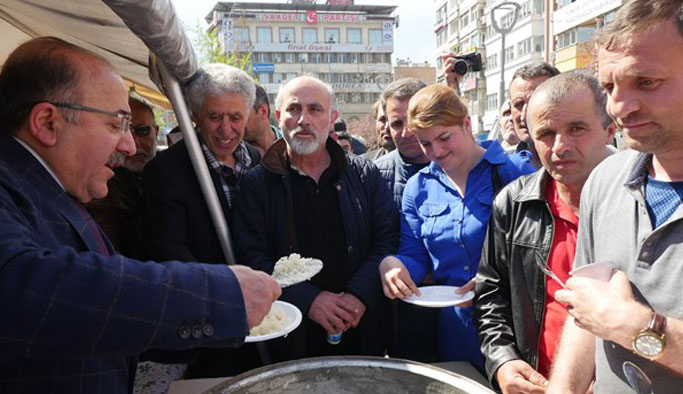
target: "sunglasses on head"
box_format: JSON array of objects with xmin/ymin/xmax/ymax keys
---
[{"xmin": 131, "ymin": 124, "xmax": 154, "ymax": 137}]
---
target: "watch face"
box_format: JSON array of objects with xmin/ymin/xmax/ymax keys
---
[{"xmin": 635, "ymin": 334, "xmax": 664, "ymax": 357}]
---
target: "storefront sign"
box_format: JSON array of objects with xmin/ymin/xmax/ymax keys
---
[
  {"xmin": 255, "ymin": 12, "xmax": 366, "ymax": 23},
  {"xmin": 252, "ymin": 63, "xmax": 275, "ymax": 74},
  {"xmin": 252, "ymin": 42, "xmax": 393, "ymax": 53},
  {"xmin": 553, "ymin": 0, "xmax": 621, "ymax": 34}
]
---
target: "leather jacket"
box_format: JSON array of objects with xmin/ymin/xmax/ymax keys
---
[{"xmin": 474, "ymin": 169, "xmax": 553, "ymax": 387}]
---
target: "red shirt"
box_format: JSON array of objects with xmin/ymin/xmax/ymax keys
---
[{"xmin": 537, "ymin": 178, "xmax": 578, "ymax": 378}]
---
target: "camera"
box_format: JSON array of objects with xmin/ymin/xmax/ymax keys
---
[{"xmin": 451, "ymin": 52, "xmax": 482, "ymax": 75}]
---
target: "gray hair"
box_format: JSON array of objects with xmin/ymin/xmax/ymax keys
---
[
  {"xmin": 274, "ymin": 75, "xmax": 336, "ymax": 115},
  {"xmin": 185, "ymin": 63, "xmax": 256, "ymax": 117},
  {"xmin": 528, "ymin": 69, "xmax": 612, "ymax": 129},
  {"xmin": 509, "ymin": 61, "xmax": 561, "ymax": 89},
  {"xmin": 381, "ymin": 78, "xmax": 427, "ymax": 111}
]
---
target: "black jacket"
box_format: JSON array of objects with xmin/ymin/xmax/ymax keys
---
[
  {"xmin": 474, "ymin": 169, "xmax": 554, "ymax": 388},
  {"xmin": 232, "ymin": 138, "xmax": 399, "ymax": 356},
  {"xmin": 143, "ymin": 139, "xmax": 260, "ymax": 263}
]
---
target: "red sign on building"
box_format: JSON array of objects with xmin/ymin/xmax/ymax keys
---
[{"xmin": 306, "ymin": 10, "xmax": 318, "ymax": 24}]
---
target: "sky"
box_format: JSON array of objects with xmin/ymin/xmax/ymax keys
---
[{"xmin": 169, "ymin": 0, "xmax": 437, "ymax": 64}]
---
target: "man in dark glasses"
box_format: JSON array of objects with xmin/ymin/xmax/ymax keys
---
[
  {"xmin": 86, "ymin": 97, "xmax": 158, "ymax": 260},
  {"xmin": 124, "ymin": 98, "xmax": 159, "ymax": 173}
]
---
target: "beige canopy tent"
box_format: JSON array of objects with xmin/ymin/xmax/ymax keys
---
[{"xmin": 0, "ymin": 0, "xmax": 174, "ymax": 108}]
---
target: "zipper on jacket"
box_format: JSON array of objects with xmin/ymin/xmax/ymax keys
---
[{"xmin": 533, "ymin": 209, "xmax": 554, "ymax": 371}]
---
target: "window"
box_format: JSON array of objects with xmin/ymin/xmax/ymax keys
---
[
  {"xmin": 324, "ymin": 53, "xmax": 334, "ymax": 63},
  {"xmin": 257, "ymin": 27, "xmax": 272, "ymax": 44},
  {"xmin": 437, "ymin": 29, "xmax": 448, "ymax": 47},
  {"xmin": 310, "ymin": 53, "xmax": 322, "ymax": 64},
  {"xmin": 273, "ymin": 73, "xmax": 284, "ymax": 84},
  {"xmin": 255, "ymin": 53, "xmax": 271, "ymax": 63},
  {"xmin": 369, "ymin": 29, "xmax": 382, "ymax": 45},
  {"xmin": 234, "ymin": 27, "xmax": 249, "ymax": 44},
  {"xmin": 338, "ymin": 53, "xmax": 347, "ymax": 63},
  {"xmin": 486, "ymin": 93, "xmax": 498, "ymax": 111},
  {"xmin": 272, "ymin": 53, "xmax": 282, "ymax": 63},
  {"xmin": 533, "ymin": 36, "xmax": 544, "ymax": 53},
  {"xmin": 504, "ymin": 46, "xmax": 515, "ymax": 62},
  {"xmin": 520, "ymin": 1, "xmax": 532, "ymax": 18},
  {"xmin": 258, "ymin": 73, "xmax": 270, "ymax": 84},
  {"xmin": 280, "ymin": 27, "xmax": 295, "ymax": 43},
  {"xmin": 556, "ymin": 29, "xmax": 577, "ymax": 49},
  {"xmin": 349, "ymin": 53, "xmax": 360, "ymax": 63},
  {"xmin": 436, "ymin": 4, "xmax": 447, "ymax": 25},
  {"xmin": 470, "ymin": 5, "xmax": 478, "ymax": 21},
  {"xmin": 347, "ymin": 28, "xmax": 361, "ymax": 44},
  {"xmin": 303, "ymin": 28, "xmax": 318, "ymax": 43},
  {"xmin": 486, "ymin": 53, "xmax": 498, "ymax": 70},
  {"xmin": 299, "ymin": 53, "xmax": 309, "ymax": 63},
  {"xmin": 460, "ymin": 11, "xmax": 469, "ymax": 28},
  {"xmin": 284, "ymin": 53, "xmax": 295, "ymax": 63},
  {"xmin": 325, "ymin": 28, "xmax": 340, "ymax": 43},
  {"xmin": 517, "ymin": 38, "xmax": 531, "ymax": 57}
]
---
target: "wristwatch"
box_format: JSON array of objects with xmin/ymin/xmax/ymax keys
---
[{"xmin": 632, "ymin": 312, "xmax": 667, "ymax": 360}]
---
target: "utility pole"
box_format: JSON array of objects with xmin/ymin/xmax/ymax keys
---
[{"xmin": 491, "ymin": 2, "xmax": 521, "ymax": 107}]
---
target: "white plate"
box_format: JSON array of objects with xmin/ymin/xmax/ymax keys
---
[
  {"xmin": 401, "ymin": 285, "xmax": 474, "ymax": 308},
  {"xmin": 244, "ymin": 301, "xmax": 302, "ymax": 343}
]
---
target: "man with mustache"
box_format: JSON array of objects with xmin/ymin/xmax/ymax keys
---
[
  {"xmin": 143, "ymin": 63, "xmax": 263, "ymax": 377},
  {"xmin": 475, "ymin": 71, "xmax": 615, "ymax": 394},
  {"xmin": 87, "ymin": 97, "xmax": 158, "ymax": 260},
  {"xmin": 549, "ymin": 1, "xmax": 683, "ymax": 392},
  {"xmin": 232, "ymin": 76, "xmax": 398, "ymax": 360},
  {"xmin": 0, "ymin": 37, "xmax": 279, "ymax": 394},
  {"xmin": 508, "ymin": 62, "xmax": 560, "ymax": 169}
]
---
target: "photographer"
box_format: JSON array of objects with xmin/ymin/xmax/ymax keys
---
[{"xmin": 441, "ymin": 52, "xmax": 481, "ymax": 94}]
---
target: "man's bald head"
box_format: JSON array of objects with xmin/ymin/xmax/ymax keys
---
[
  {"xmin": 275, "ymin": 76, "xmax": 336, "ymax": 116},
  {"xmin": 0, "ymin": 37, "xmax": 113, "ymax": 134}
]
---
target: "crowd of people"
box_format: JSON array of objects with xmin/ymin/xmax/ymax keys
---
[{"xmin": 1, "ymin": 1, "xmax": 682, "ymax": 393}]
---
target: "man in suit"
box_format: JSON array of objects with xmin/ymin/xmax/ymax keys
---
[
  {"xmin": 143, "ymin": 63, "xmax": 262, "ymax": 376},
  {"xmin": 0, "ymin": 37, "xmax": 280, "ymax": 394}
]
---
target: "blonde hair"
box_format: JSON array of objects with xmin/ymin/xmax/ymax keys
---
[{"xmin": 407, "ymin": 85, "xmax": 469, "ymax": 132}]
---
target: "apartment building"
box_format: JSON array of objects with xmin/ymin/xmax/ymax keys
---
[
  {"xmin": 434, "ymin": 0, "xmax": 488, "ymax": 135},
  {"xmin": 552, "ymin": 0, "xmax": 622, "ymax": 72},
  {"xmin": 208, "ymin": 0, "xmax": 397, "ymax": 122}
]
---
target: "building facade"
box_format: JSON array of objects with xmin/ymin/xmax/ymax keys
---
[
  {"xmin": 394, "ymin": 59, "xmax": 437, "ymax": 86},
  {"xmin": 208, "ymin": 1, "xmax": 397, "ymax": 123},
  {"xmin": 552, "ymin": 0, "xmax": 621, "ymax": 72},
  {"xmin": 434, "ymin": 0, "xmax": 488, "ymax": 135}
]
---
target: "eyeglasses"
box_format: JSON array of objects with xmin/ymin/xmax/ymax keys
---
[
  {"xmin": 49, "ymin": 102, "xmax": 131, "ymax": 134},
  {"xmin": 131, "ymin": 124, "xmax": 155, "ymax": 137}
]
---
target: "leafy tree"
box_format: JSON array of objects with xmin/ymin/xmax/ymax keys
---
[{"xmin": 190, "ymin": 22, "xmax": 252, "ymax": 75}]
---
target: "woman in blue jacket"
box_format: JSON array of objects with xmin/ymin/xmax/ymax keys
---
[{"xmin": 379, "ymin": 85, "xmax": 535, "ymax": 367}]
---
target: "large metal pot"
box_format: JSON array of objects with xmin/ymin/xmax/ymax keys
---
[{"xmin": 205, "ymin": 356, "xmax": 495, "ymax": 394}]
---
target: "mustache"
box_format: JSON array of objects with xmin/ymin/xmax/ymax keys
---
[{"xmin": 106, "ymin": 152, "xmax": 126, "ymax": 168}]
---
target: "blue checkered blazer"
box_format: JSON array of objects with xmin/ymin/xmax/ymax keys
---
[{"xmin": 0, "ymin": 133, "xmax": 249, "ymax": 393}]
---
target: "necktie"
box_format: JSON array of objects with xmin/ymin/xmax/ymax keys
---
[{"xmin": 73, "ymin": 201, "xmax": 110, "ymax": 255}]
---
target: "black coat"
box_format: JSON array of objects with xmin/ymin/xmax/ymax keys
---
[
  {"xmin": 142, "ymin": 139, "xmax": 261, "ymax": 377},
  {"xmin": 474, "ymin": 169, "xmax": 554, "ymax": 388},
  {"xmin": 143, "ymin": 139, "xmax": 259, "ymax": 263},
  {"xmin": 232, "ymin": 138, "xmax": 399, "ymax": 357}
]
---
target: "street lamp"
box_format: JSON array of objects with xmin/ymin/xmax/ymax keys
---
[{"xmin": 490, "ymin": 2, "xmax": 521, "ymax": 107}]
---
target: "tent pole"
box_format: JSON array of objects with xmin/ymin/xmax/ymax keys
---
[{"xmin": 156, "ymin": 59, "xmax": 236, "ymax": 265}]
